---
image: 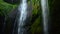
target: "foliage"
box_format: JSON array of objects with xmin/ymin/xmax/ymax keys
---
[
  {"xmin": 0, "ymin": 0, "xmax": 17, "ymax": 16},
  {"xmin": 29, "ymin": 0, "xmax": 42, "ymax": 34},
  {"xmin": 30, "ymin": 16, "xmax": 42, "ymax": 34},
  {"xmin": 32, "ymin": 0, "xmax": 40, "ymax": 15}
]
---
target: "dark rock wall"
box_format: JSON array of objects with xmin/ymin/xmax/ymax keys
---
[
  {"xmin": 0, "ymin": 15, "xmax": 5, "ymax": 34},
  {"xmin": 50, "ymin": 0, "xmax": 60, "ymax": 34}
]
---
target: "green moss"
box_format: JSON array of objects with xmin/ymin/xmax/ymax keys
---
[
  {"xmin": 28, "ymin": 0, "xmax": 42, "ymax": 34},
  {"xmin": 0, "ymin": 0, "xmax": 17, "ymax": 16},
  {"xmin": 30, "ymin": 16, "xmax": 42, "ymax": 34},
  {"xmin": 32, "ymin": 0, "xmax": 40, "ymax": 15}
]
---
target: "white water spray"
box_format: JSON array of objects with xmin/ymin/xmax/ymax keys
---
[
  {"xmin": 41, "ymin": 0, "xmax": 49, "ymax": 34},
  {"xmin": 18, "ymin": 0, "xmax": 27, "ymax": 34}
]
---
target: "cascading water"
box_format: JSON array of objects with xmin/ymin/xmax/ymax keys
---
[
  {"xmin": 18, "ymin": 0, "xmax": 27, "ymax": 34},
  {"xmin": 41, "ymin": 0, "xmax": 49, "ymax": 34}
]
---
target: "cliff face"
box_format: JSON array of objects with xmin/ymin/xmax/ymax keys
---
[
  {"xmin": 1, "ymin": 0, "xmax": 60, "ymax": 34},
  {"xmin": 0, "ymin": 0, "xmax": 41, "ymax": 34}
]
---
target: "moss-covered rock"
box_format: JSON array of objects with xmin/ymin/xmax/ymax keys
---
[
  {"xmin": 30, "ymin": 16, "xmax": 42, "ymax": 34},
  {"xmin": 0, "ymin": 0, "xmax": 17, "ymax": 16}
]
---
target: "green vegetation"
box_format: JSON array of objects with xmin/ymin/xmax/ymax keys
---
[
  {"xmin": 29, "ymin": 0, "xmax": 42, "ymax": 34},
  {"xmin": 0, "ymin": 0, "xmax": 17, "ymax": 16},
  {"xmin": 30, "ymin": 16, "xmax": 42, "ymax": 34}
]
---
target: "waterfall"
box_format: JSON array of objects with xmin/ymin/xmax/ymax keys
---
[
  {"xmin": 41, "ymin": 0, "xmax": 49, "ymax": 34},
  {"xmin": 18, "ymin": 0, "xmax": 27, "ymax": 34}
]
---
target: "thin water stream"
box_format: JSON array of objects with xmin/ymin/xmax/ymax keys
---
[
  {"xmin": 41, "ymin": 0, "xmax": 49, "ymax": 34},
  {"xmin": 18, "ymin": 0, "xmax": 27, "ymax": 34}
]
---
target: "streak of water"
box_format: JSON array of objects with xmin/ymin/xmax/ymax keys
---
[
  {"xmin": 18, "ymin": 0, "xmax": 27, "ymax": 34},
  {"xmin": 41, "ymin": 0, "xmax": 49, "ymax": 34}
]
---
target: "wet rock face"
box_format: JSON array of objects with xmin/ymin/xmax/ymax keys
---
[
  {"xmin": 3, "ymin": 0, "xmax": 19, "ymax": 4},
  {"xmin": 0, "ymin": 15, "xmax": 5, "ymax": 34}
]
